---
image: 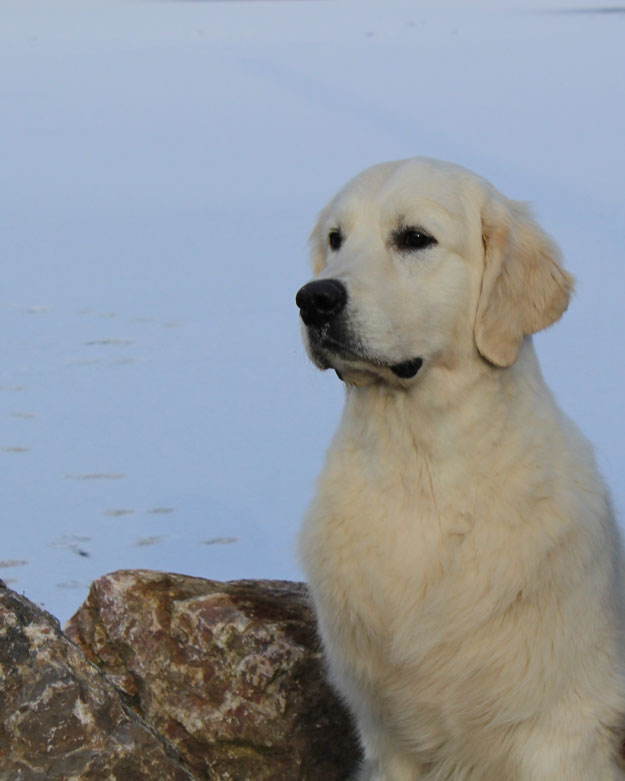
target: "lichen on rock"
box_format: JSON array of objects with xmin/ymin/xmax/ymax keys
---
[
  {"xmin": 65, "ymin": 570, "xmax": 361, "ymax": 780},
  {"xmin": 0, "ymin": 580, "xmax": 193, "ymax": 780}
]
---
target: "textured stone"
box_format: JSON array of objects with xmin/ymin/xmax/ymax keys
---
[
  {"xmin": 0, "ymin": 579, "xmax": 195, "ymax": 780},
  {"xmin": 65, "ymin": 570, "xmax": 360, "ymax": 780}
]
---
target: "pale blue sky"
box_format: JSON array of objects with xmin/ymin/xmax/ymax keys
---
[{"xmin": 1, "ymin": 0, "xmax": 623, "ymax": 622}]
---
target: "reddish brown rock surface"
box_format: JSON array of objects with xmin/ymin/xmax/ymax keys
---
[
  {"xmin": 0, "ymin": 579, "xmax": 194, "ymax": 780},
  {"xmin": 64, "ymin": 570, "xmax": 361, "ymax": 780}
]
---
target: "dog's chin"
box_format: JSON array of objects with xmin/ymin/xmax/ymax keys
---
[
  {"xmin": 307, "ymin": 339, "xmax": 423, "ymax": 387},
  {"xmin": 338, "ymin": 359, "xmax": 423, "ymax": 388}
]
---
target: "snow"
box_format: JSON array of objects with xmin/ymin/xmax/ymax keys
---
[{"xmin": 1, "ymin": 0, "xmax": 624, "ymax": 623}]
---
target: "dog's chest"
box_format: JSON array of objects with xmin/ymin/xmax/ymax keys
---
[{"xmin": 300, "ymin": 431, "xmax": 473, "ymax": 640}]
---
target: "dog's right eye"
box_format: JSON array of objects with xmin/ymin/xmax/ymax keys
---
[
  {"xmin": 393, "ymin": 227, "xmax": 437, "ymax": 252},
  {"xmin": 328, "ymin": 230, "xmax": 343, "ymax": 251}
]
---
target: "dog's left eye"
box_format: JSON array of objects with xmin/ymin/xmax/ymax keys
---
[
  {"xmin": 393, "ymin": 228, "xmax": 437, "ymax": 252},
  {"xmin": 328, "ymin": 229, "xmax": 343, "ymax": 251}
]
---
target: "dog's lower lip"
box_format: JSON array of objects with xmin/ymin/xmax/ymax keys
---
[{"xmin": 390, "ymin": 358, "xmax": 423, "ymax": 378}]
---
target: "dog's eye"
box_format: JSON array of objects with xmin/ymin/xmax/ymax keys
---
[
  {"xmin": 393, "ymin": 227, "xmax": 436, "ymax": 252},
  {"xmin": 328, "ymin": 229, "xmax": 343, "ymax": 251}
]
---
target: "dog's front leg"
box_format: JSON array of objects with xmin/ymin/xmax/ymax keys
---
[
  {"xmin": 355, "ymin": 754, "xmax": 423, "ymax": 781},
  {"xmin": 354, "ymin": 727, "xmax": 424, "ymax": 781},
  {"xmin": 515, "ymin": 716, "xmax": 625, "ymax": 781}
]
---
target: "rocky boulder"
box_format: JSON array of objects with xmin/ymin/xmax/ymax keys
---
[
  {"xmin": 0, "ymin": 579, "xmax": 194, "ymax": 780},
  {"xmin": 64, "ymin": 570, "xmax": 361, "ymax": 780}
]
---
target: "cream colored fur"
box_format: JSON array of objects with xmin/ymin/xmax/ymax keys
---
[{"xmin": 298, "ymin": 158, "xmax": 625, "ymax": 780}]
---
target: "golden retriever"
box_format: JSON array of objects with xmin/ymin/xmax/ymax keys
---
[{"xmin": 296, "ymin": 158, "xmax": 625, "ymax": 780}]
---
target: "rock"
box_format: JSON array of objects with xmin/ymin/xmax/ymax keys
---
[
  {"xmin": 64, "ymin": 570, "xmax": 361, "ymax": 780},
  {"xmin": 0, "ymin": 580, "xmax": 195, "ymax": 780}
]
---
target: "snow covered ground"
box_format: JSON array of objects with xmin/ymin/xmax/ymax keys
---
[{"xmin": 1, "ymin": 0, "xmax": 624, "ymax": 623}]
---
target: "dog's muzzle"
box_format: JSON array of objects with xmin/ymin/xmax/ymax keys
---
[{"xmin": 296, "ymin": 279, "xmax": 423, "ymax": 381}]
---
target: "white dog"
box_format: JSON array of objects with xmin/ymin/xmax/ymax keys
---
[{"xmin": 296, "ymin": 158, "xmax": 625, "ymax": 780}]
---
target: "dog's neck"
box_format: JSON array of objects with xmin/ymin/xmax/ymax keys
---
[{"xmin": 338, "ymin": 338, "xmax": 556, "ymax": 468}]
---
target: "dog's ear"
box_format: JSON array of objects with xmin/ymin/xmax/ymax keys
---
[{"xmin": 475, "ymin": 194, "xmax": 574, "ymax": 367}]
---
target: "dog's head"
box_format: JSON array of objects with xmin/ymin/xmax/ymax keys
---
[{"xmin": 296, "ymin": 158, "xmax": 574, "ymax": 386}]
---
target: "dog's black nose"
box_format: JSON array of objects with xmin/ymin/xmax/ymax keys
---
[{"xmin": 296, "ymin": 279, "xmax": 347, "ymax": 327}]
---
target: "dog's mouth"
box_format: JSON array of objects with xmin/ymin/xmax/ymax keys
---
[
  {"xmin": 308, "ymin": 330, "xmax": 423, "ymax": 383},
  {"xmin": 388, "ymin": 358, "xmax": 423, "ymax": 379}
]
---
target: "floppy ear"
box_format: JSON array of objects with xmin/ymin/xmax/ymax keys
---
[{"xmin": 475, "ymin": 195, "xmax": 574, "ymax": 367}]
